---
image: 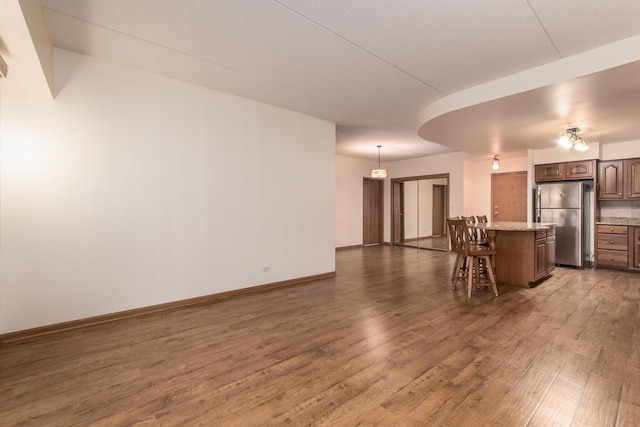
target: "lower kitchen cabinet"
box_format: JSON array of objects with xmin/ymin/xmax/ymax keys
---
[
  {"xmin": 493, "ymin": 227, "xmax": 555, "ymax": 287},
  {"xmin": 632, "ymin": 227, "xmax": 640, "ymax": 270},
  {"xmin": 546, "ymin": 234, "xmax": 556, "ymax": 274},
  {"xmin": 534, "ymin": 234, "xmax": 548, "ymax": 281},
  {"xmin": 595, "ymin": 224, "xmax": 640, "ymax": 270}
]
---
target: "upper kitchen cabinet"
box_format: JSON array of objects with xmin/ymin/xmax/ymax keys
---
[
  {"xmin": 627, "ymin": 158, "xmax": 640, "ymax": 198},
  {"xmin": 598, "ymin": 158, "xmax": 640, "ymax": 200},
  {"xmin": 535, "ymin": 163, "xmax": 564, "ymax": 182},
  {"xmin": 535, "ymin": 160, "xmax": 595, "ymax": 182}
]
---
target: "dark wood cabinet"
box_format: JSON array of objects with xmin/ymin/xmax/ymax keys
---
[
  {"xmin": 632, "ymin": 228, "xmax": 640, "ymax": 270},
  {"xmin": 546, "ymin": 235, "xmax": 556, "ymax": 274},
  {"xmin": 535, "ymin": 160, "xmax": 595, "ymax": 182},
  {"xmin": 626, "ymin": 158, "xmax": 640, "ymax": 199},
  {"xmin": 491, "ymin": 227, "xmax": 554, "ymax": 287},
  {"xmin": 534, "ymin": 235, "xmax": 547, "ymax": 281},
  {"xmin": 565, "ymin": 160, "xmax": 595, "ymax": 179},
  {"xmin": 598, "ymin": 160, "xmax": 624, "ymax": 199},
  {"xmin": 533, "ymin": 228, "xmax": 556, "ymax": 281},
  {"xmin": 596, "ymin": 224, "xmax": 629, "ymax": 269},
  {"xmin": 598, "ymin": 158, "xmax": 640, "ymax": 199},
  {"xmin": 535, "ymin": 163, "xmax": 564, "ymax": 182}
]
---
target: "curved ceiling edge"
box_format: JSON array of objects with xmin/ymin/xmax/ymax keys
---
[{"xmin": 416, "ymin": 34, "xmax": 640, "ymax": 142}]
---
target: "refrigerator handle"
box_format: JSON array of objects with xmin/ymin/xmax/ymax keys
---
[{"xmin": 536, "ymin": 187, "xmax": 541, "ymax": 222}]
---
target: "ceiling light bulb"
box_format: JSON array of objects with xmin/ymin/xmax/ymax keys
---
[
  {"xmin": 491, "ymin": 156, "xmax": 500, "ymax": 170},
  {"xmin": 558, "ymin": 134, "xmax": 572, "ymax": 148},
  {"xmin": 574, "ymin": 139, "xmax": 589, "ymax": 151}
]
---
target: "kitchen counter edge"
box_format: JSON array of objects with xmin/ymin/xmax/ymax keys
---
[
  {"xmin": 482, "ymin": 221, "xmax": 556, "ymax": 232},
  {"xmin": 596, "ymin": 217, "xmax": 640, "ymax": 226}
]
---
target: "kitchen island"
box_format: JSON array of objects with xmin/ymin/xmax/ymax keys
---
[{"xmin": 476, "ymin": 221, "xmax": 556, "ymax": 288}]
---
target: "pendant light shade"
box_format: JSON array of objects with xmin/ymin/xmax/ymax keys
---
[
  {"xmin": 371, "ymin": 145, "xmax": 388, "ymax": 178},
  {"xmin": 492, "ymin": 155, "xmax": 500, "ymax": 170}
]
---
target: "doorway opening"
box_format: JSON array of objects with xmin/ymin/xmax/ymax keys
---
[{"xmin": 391, "ymin": 174, "xmax": 450, "ymax": 251}]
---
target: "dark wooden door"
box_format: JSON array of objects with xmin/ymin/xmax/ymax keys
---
[
  {"xmin": 491, "ymin": 171, "xmax": 527, "ymax": 222},
  {"xmin": 363, "ymin": 178, "xmax": 384, "ymax": 245},
  {"xmin": 393, "ymin": 181, "xmax": 404, "ymax": 244},
  {"xmin": 432, "ymin": 184, "xmax": 446, "ymax": 236}
]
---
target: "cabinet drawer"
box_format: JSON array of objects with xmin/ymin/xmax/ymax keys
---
[
  {"xmin": 596, "ymin": 224, "xmax": 628, "ymax": 234},
  {"xmin": 535, "ymin": 229, "xmax": 547, "ymax": 239},
  {"xmin": 597, "ymin": 249, "xmax": 628, "ymax": 267},
  {"xmin": 597, "ymin": 234, "xmax": 629, "ymax": 251}
]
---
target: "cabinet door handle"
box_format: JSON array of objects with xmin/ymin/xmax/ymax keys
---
[
  {"xmin": 611, "ymin": 257, "xmax": 615, "ymax": 260},
  {"xmin": 610, "ymin": 240, "xmax": 615, "ymax": 244}
]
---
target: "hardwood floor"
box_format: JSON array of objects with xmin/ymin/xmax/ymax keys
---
[{"xmin": 1, "ymin": 245, "xmax": 639, "ymax": 426}]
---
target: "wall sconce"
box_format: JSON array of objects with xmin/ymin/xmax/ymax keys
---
[
  {"xmin": 492, "ymin": 155, "xmax": 500, "ymax": 171},
  {"xmin": 370, "ymin": 145, "xmax": 388, "ymax": 178}
]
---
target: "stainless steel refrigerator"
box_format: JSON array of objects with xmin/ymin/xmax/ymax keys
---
[{"xmin": 535, "ymin": 181, "xmax": 593, "ymax": 268}]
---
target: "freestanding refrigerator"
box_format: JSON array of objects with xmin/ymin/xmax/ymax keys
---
[{"xmin": 536, "ymin": 181, "xmax": 592, "ymax": 268}]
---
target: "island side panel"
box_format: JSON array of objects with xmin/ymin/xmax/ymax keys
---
[{"xmin": 494, "ymin": 230, "xmax": 536, "ymax": 287}]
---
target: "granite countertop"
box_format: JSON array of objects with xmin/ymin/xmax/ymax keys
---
[
  {"xmin": 478, "ymin": 221, "xmax": 555, "ymax": 231},
  {"xmin": 596, "ymin": 217, "xmax": 640, "ymax": 226}
]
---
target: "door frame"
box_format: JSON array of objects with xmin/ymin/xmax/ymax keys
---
[
  {"xmin": 432, "ymin": 184, "xmax": 446, "ymax": 237},
  {"xmin": 390, "ymin": 173, "xmax": 450, "ymax": 246},
  {"xmin": 393, "ymin": 181, "xmax": 405, "ymax": 243},
  {"xmin": 363, "ymin": 177, "xmax": 384, "ymax": 245}
]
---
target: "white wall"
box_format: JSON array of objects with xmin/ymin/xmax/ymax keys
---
[
  {"xmin": 532, "ymin": 143, "xmax": 600, "ymax": 164},
  {"xmin": 0, "ymin": 49, "xmax": 336, "ymax": 334},
  {"xmin": 601, "ymin": 140, "xmax": 640, "ymax": 160}
]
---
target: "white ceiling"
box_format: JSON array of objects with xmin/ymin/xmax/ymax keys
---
[{"xmin": 39, "ymin": 0, "xmax": 640, "ymax": 162}]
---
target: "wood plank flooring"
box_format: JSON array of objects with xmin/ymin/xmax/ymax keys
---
[{"xmin": 1, "ymin": 245, "xmax": 639, "ymax": 426}]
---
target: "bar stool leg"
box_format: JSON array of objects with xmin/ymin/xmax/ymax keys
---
[
  {"xmin": 467, "ymin": 256, "xmax": 474, "ymax": 297},
  {"xmin": 483, "ymin": 256, "xmax": 499, "ymax": 296}
]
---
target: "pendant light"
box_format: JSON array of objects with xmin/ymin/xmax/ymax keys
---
[
  {"xmin": 492, "ymin": 155, "xmax": 500, "ymax": 170},
  {"xmin": 371, "ymin": 145, "xmax": 388, "ymax": 178}
]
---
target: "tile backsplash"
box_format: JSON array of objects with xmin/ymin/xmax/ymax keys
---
[{"xmin": 599, "ymin": 200, "xmax": 640, "ymax": 219}]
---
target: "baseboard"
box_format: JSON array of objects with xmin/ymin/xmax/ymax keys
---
[
  {"xmin": 336, "ymin": 244, "xmax": 364, "ymax": 250},
  {"xmin": 0, "ymin": 271, "xmax": 336, "ymax": 346},
  {"xmin": 336, "ymin": 242, "xmax": 391, "ymax": 250}
]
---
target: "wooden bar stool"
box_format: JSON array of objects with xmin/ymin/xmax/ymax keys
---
[
  {"xmin": 475, "ymin": 214, "xmax": 489, "ymax": 246},
  {"xmin": 447, "ymin": 217, "xmax": 498, "ymax": 297}
]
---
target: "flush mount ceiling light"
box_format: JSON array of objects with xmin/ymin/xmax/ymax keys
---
[
  {"xmin": 558, "ymin": 127, "xmax": 589, "ymax": 152},
  {"xmin": 492, "ymin": 155, "xmax": 500, "ymax": 170},
  {"xmin": 371, "ymin": 145, "xmax": 388, "ymax": 178}
]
